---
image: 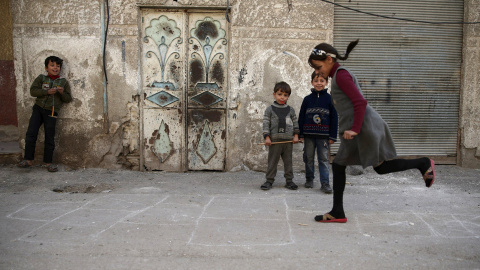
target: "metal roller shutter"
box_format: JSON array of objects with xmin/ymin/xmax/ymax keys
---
[{"xmin": 331, "ymin": 0, "xmax": 463, "ymax": 164}]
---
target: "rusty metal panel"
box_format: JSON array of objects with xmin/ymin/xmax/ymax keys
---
[
  {"xmin": 141, "ymin": 11, "xmax": 228, "ymax": 171},
  {"xmin": 142, "ymin": 11, "xmax": 185, "ymax": 96},
  {"xmin": 143, "ymin": 108, "xmax": 185, "ymax": 171},
  {"xmin": 141, "ymin": 10, "xmax": 186, "ymax": 171},
  {"xmin": 332, "ymin": 0, "xmax": 463, "ymax": 159},
  {"xmin": 186, "ymin": 13, "xmax": 228, "ymax": 170},
  {"xmin": 187, "ymin": 109, "xmax": 226, "ymax": 170},
  {"xmin": 187, "ymin": 14, "xmax": 228, "ymax": 110}
]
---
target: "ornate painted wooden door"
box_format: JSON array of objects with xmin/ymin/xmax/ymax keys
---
[{"xmin": 141, "ymin": 10, "xmax": 227, "ymax": 171}]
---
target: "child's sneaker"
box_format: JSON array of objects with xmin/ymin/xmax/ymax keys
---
[
  {"xmin": 285, "ymin": 181, "xmax": 298, "ymax": 190},
  {"xmin": 17, "ymin": 160, "xmax": 32, "ymax": 168},
  {"xmin": 261, "ymin": 181, "xmax": 273, "ymax": 190},
  {"xmin": 320, "ymin": 183, "xmax": 332, "ymax": 194},
  {"xmin": 305, "ymin": 179, "xmax": 314, "ymax": 188}
]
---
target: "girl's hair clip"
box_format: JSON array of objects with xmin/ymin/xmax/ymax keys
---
[{"xmin": 311, "ymin": 49, "xmax": 336, "ymax": 58}]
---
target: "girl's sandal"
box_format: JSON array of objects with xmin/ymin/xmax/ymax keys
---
[
  {"xmin": 314, "ymin": 213, "xmax": 348, "ymax": 223},
  {"xmin": 46, "ymin": 164, "xmax": 58, "ymax": 172},
  {"xmin": 423, "ymin": 159, "xmax": 435, "ymax": 188},
  {"xmin": 17, "ymin": 160, "xmax": 32, "ymax": 168}
]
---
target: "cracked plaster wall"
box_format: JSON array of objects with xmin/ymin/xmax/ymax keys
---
[
  {"xmin": 10, "ymin": 0, "xmax": 480, "ymax": 170},
  {"xmin": 460, "ymin": 0, "xmax": 480, "ymax": 168},
  {"xmin": 13, "ymin": 0, "xmax": 140, "ymax": 169},
  {"xmin": 226, "ymin": 0, "xmax": 333, "ymax": 172}
]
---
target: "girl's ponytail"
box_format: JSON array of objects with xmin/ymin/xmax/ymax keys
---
[
  {"xmin": 337, "ymin": 39, "xmax": 359, "ymax": 61},
  {"xmin": 309, "ymin": 39, "xmax": 359, "ymax": 66}
]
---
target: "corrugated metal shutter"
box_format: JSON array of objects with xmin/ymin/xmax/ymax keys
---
[{"xmin": 331, "ymin": 0, "xmax": 463, "ymax": 163}]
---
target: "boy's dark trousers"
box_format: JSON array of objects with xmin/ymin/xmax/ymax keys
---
[
  {"xmin": 24, "ymin": 104, "xmax": 57, "ymax": 163},
  {"xmin": 266, "ymin": 143, "xmax": 293, "ymax": 182}
]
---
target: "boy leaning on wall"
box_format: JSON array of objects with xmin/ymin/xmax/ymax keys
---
[
  {"xmin": 261, "ymin": 81, "xmax": 300, "ymax": 191},
  {"xmin": 17, "ymin": 56, "xmax": 72, "ymax": 172}
]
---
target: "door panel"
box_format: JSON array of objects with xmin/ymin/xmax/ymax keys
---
[
  {"xmin": 143, "ymin": 109, "xmax": 185, "ymax": 171},
  {"xmin": 142, "ymin": 11, "xmax": 185, "ymax": 93},
  {"xmin": 187, "ymin": 109, "xmax": 226, "ymax": 170},
  {"xmin": 142, "ymin": 11, "xmax": 186, "ymax": 171},
  {"xmin": 186, "ymin": 14, "xmax": 228, "ymax": 170},
  {"xmin": 141, "ymin": 10, "xmax": 227, "ymax": 171}
]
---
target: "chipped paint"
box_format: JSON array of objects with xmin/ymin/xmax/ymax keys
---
[{"xmin": 151, "ymin": 120, "xmax": 174, "ymax": 163}]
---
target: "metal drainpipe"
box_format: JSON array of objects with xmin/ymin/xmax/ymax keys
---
[{"xmin": 101, "ymin": 0, "xmax": 109, "ymax": 133}]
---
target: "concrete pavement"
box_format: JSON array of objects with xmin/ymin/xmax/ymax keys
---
[{"xmin": 0, "ymin": 164, "xmax": 479, "ymax": 269}]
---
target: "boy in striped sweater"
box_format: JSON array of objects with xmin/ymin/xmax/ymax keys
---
[{"xmin": 298, "ymin": 72, "xmax": 338, "ymax": 193}]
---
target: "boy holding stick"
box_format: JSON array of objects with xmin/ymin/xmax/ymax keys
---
[
  {"xmin": 261, "ymin": 81, "xmax": 300, "ymax": 190},
  {"xmin": 17, "ymin": 56, "xmax": 72, "ymax": 172}
]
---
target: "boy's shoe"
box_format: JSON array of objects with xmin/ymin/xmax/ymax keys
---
[
  {"xmin": 320, "ymin": 184, "xmax": 332, "ymax": 194},
  {"xmin": 46, "ymin": 164, "xmax": 58, "ymax": 173},
  {"xmin": 261, "ymin": 181, "xmax": 273, "ymax": 190},
  {"xmin": 17, "ymin": 160, "xmax": 32, "ymax": 168},
  {"xmin": 305, "ymin": 179, "xmax": 314, "ymax": 188},
  {"xmin": 285, "ymin": 181, "xmax": 298, "ymax": 190}
]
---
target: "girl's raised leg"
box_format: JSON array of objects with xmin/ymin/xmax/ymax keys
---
[{"xmin": 374, "ymin": 157, "xmax": 435, "ymax": 187}]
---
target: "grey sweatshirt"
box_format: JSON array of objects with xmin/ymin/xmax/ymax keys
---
[{"xmin": 263, "ymin": 102, "xmax": 300, "ymax": 142}]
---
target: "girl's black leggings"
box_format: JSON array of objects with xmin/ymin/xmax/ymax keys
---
[{"xmin": 373, "ymin": 158, "xmax": 429, "ymax": 175}]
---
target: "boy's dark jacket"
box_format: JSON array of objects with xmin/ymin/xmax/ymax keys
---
[
  {"xmin": 298, "ymin": 88, "xmax": 338, "ymax": 141},
  {"xmin": 30, "ymin": 74, "xmax": 72, "ymax": 111}
]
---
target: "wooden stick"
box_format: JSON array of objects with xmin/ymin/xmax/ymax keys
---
[
  {"xmin": 50, "ymin": 91, "xmax": 56, "ymax": 118},
  {"xmin": 49, "ymin": 106, "xmax": 57, "ymax": 118},
  {"xmin": 256, "ymin": 141, "xmax": 303, "ymax": 145}
]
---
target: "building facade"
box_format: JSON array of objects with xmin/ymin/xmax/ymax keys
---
[{"xmin": 5, "ymin": 0, "xmax": 480, "ymax": 170}]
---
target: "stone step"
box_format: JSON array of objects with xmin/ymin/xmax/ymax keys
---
[{"xmin": 0, "ymin": 141, "xmax": 22, "ymax": 164}]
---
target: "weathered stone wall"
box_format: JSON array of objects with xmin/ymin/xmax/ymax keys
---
[
  {"xmin": 226, "ymin": 0, "xmax": 333, "ymax": 171},
  {"xmin": 460, "ymin": 0, "xmax": 480, "ymax": 168},
  {"xmin": 11, "ymin": 0, "xmax": 480, "ymax": 170},
  {"xmin": 12, "ymin": 0, "xmax": 140, "ymax": 169}
]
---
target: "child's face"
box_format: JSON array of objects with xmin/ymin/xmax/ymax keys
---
[
  {"xmin": 311, "ymin": 75, "xmax": 328, "ymax": 91},
  {"xmin": 45, "ymin": 60, "xmax": 61, "ymax": 77},
  {"xmin": 311, "ymin": 57, "xmax": 334, "ymax": 79},
  {"xmin": 273, "ymin": 90, "xmax": 290, "ymax": 105}
]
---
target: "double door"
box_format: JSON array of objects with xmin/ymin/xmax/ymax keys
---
[{"xmin": 141, "ymin": 10, "xmax": 228, "ymax": 171}]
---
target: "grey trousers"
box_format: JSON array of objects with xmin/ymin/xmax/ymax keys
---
[{"xmin": 266, "ymin": 143, "xmax": 294, "ymax": 182}]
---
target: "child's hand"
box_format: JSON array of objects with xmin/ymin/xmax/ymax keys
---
[
  {"xmin": 264, "ymin": 136, "xmax": 272, "ymax": 146},
  {"xmin": 293, "ymin": 134, "xmax": 299, "ymax": 144},
  {"xmin": 56, "ymin": 86, "xmax": 64, "ymax": 95},
  {"xmin": 343, "ymin": 130, "xmax": 358, "ymax": 140},
  {"xmin": 47, "ymin": 87, "xmax": 57, "ymax": 95}
]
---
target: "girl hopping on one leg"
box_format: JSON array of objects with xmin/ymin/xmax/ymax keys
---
[{"xmin": 307, "ymin": 40, "xmax": 435, "ymax": 223}]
